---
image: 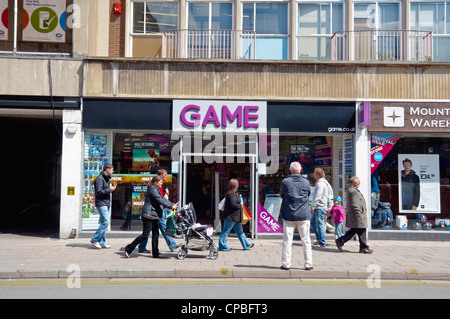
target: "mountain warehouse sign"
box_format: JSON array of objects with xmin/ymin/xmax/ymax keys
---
[{"xmin": 370, "ymin": 102, "xmax": 450, "ymax": 133}]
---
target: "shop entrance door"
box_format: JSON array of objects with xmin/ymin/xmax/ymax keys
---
[{"xmin": 180, "ymin": 153, "xmax": 258, "ymax": 238}]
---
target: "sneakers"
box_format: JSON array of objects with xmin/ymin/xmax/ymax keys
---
[
  {"xmin": 90, "ymin": 240, "xmax": 110, "ymax": 249},
  {"xmin": 90, "ymin": 240, "xmax": 101, "ymax": 249}
]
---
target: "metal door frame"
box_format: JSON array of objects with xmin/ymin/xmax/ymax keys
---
[{"xmin": 178, "ymin": 146, "xmax": 259, "ymax": 238}]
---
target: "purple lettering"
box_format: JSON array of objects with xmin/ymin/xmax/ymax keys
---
[
  {"xmin": 244, "ymin": 105, "xmax": 259, "ymax": 128},
  {"xmin": 222, "ymin": 105, "xmax": 243, "ymax": 127},
  {"xmin": 202, "ymin": 105, "xmax": 221, "ymax": 127},
  {"xmin": 180, "ymin": 104, "xmax": 201, "ymax": 127}
]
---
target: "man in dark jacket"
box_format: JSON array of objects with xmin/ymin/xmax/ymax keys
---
[
  {"xmin": 91, "ymin": 163, "xmax": 116, "ymax": 249},
  {"xmin": 280, "ymin": 161, "xmax": 313, "ymax": 270}
]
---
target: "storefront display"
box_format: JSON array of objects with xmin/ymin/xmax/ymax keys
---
[
  {"xmin": 82, "ymin": 133, "xmax": 112, "ymax": 231},
  {"xmin": 369, "ymin": 102, "xmax": 450, "ymax": 232},
  {"xmin": 81, "ymin": 99, "xmax": 356, "ymax": 237}
]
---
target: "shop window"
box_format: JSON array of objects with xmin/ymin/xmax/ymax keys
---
[
  {"xmin": 0, "ymin": 0, "xmax": 73, "ymax": 54},
  {"xmin": 371, "ymin": 136, "xmax": 450, "ymax": 231},
  {"xmin": 82, "ymin": 132, "xmax": 113, "ymax": 231},
  {"xmin": 110, "ymin": 133, "xmax": 179, "ymax": 232}
]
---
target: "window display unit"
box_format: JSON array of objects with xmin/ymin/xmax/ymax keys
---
[
  {"xmin": 371, "ymin": 135, "xmax": 450, "ymax": 231},
  {"xmin": 109, "ymin": 132, "xmax": 179, "ymax": 232},
  {"xmin": 82, "ymin": 132, "xmax": 112, "ymax": 231}
]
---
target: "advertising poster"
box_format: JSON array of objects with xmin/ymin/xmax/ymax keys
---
[
  {"xmin": 263, "ymin": 194, "xmax": 282, "ymax": 221},
  {"xmin": 131, "ymin": 184, "xmax": 147, "ymax": 217},
  {"xmin": 257, "ymin": 203, "xmax": 282, "ymax": 234},
  {"xmin": 289, "ymin": 144, "xmax": 315, "ymax": 174},
  {"xmin": 23, "ymin": 0, "xmax": 65, "ymax": 43},
  {"xmin": 398, "ymin": 154, "xmax": 440, "ymax": 214},
  {"xmin": 371, "ymin": 134, "xmax": 402, "ymax": 174},
  {"xmin": 132, "ymin": 141, "xmax": 160, "ymax": 172},
  {"xmin": 0, "ymin": 0, "xmax": 7, "ymax": 40}
]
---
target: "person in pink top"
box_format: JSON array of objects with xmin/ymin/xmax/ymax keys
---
[{"xmin": 328, "ymin": 196, "xmax": 345, "ymax": 238}]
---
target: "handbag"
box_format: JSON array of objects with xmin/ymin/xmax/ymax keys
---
[{"xmin": 240, "ymin": 204, "xmax": 252, "ymax": 225}]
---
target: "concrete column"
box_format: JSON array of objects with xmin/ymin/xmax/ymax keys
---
[
  {"xmin": 59, "ymin": 109, "xmax": 83, "ymax": 238},
  {"xmin": 290, "ymin": 0, "xmax": 297, "ymax": 60},
  {"xmin": 354, "ymin": 106, "xmax": 371, "ymax": 223}
]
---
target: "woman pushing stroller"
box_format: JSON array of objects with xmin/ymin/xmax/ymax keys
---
[{"xmin": 125, "ymin": 175, "xmax": 178, "ymax": 258}]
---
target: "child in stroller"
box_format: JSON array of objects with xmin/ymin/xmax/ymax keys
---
[{"xmin": 174, "ymin": 203, "xmax": 218, "ymax": 260}]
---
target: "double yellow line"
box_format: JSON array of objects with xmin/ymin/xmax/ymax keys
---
[{"xmin": 1, "ymin": 279, "xmax": 450, "ymax": 288}]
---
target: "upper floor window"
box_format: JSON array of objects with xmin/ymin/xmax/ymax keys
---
[
  {"xmin": 243, "ymin": 2, "xmax": 288, "ymax": 59},
  {"xmin": 132, "ymin": 1, "xmax": 179, "ymax": 34},
  {"xmin": 298, "ymin": 2, "xmax": 344, "ymax": 60},
  {"xmin": 187, "ymin": 2, "xmax": 233, "ymax": 30},
  {"xmin": 354, "ymin": 1, "xmax": 401, "ymax": 31},
  {"xmin": 410, "ymin": 1, "xmax": 450, "ymax": 61}
]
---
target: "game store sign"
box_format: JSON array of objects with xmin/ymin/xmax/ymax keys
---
[
  {"xmin": 173, "ymin": 100, "xmax": 267, "ymax": 133},
  {"xmin": 369, "ymin": 102, "xmax": 450, "ymax": 133}
]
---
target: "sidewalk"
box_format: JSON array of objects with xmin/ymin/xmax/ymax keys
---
[{"xmin": 0, "ymin": 233, "xmax": 449, "ymax": 281}]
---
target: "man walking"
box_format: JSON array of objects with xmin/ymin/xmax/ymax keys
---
[
  {"xmin": 280, "ymin": 162, "xmax": 313, "ymax": 271},
  {"xmin": 91, "ymin": 163, "xmax": 116, "ymax": 249},
  {"xmin": 335, "ymin": 176, "xmax": 373, "ymax": 254}
]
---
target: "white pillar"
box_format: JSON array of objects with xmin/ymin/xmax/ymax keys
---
[
  {"xmin": 354, "ymin": 109, "xmax": 371, "ymax": 222},
  {"xmin": 59, "ymin": 109, "xmax": 83, "ymax": 238}
]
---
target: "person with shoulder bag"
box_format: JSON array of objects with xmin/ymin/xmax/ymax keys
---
[
  {"xmin": 218, "ymin": 179, "xmax": 254, "ymax": 251},
  {"xmin": 125, "ymin": 175, "xmax": 178, "ymax": 258}
]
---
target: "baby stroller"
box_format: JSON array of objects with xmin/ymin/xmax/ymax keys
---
[{"xmin": 175, "ymin": 203, "xmax": 218, "ymax": 260}]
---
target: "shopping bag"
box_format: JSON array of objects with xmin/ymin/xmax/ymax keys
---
[
  {"xmin": 165, "ymin": 215, "xmax": 177, "ymax": 237},
  {"xmin": 218, "ymin": 198, "xmax": 226, "ymax": 211},
  {"xmin": 240, "ymin": 204, "xmax": 252, "ymax": 225}
]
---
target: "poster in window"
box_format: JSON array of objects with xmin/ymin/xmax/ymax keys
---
[
  {"xmin": 398, "ymin": 154, "xmax": 440, "ymax": 214},
  {"xmin": 0, "ymin": 0, "xmax": 7, "ymax": 40},
  {"xmin": 289, "ymin": 144, "xmax": 315, "ymax": 174},
  {"xmin": 22, "ymin": 0, "xmax": 65, "ymax": 43},
  {"xmin": 132, "ymin": 141, "xmax": 160, "ymax": 173}
]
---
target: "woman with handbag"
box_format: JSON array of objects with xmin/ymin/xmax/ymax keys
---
[
  {"xmin": 218, "ymin": 179, "xmax": 254, "ymax": 251},
  {"xmin": 125, "ymin": 175, "xmax": 178, "ymax": 258}
]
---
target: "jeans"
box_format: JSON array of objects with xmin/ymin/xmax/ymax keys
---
[
  {"xmin": 91, "ymin": 206, "xmax": 110, "ymax": 246},
  {"xmin": 138, "ymin": 217, "xmax": 177, "ymax": 251},
  {"xmin": 219, "ymin": 220, "xmax": 252, "ymax": 251},
  {"xmin": 334, "ymin": 222, "xmax": 344, "ymax": 238},
  {"xmin": 311, "ymin": 208, "xmax": 326, "ymax": 246},
  {"xmin": 281, "ymin": 219, "xmax": 313, "ymax": 268},
  {"xmin": 126, "ymin": 218, "xmax": 160, "ymax": 257}
]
